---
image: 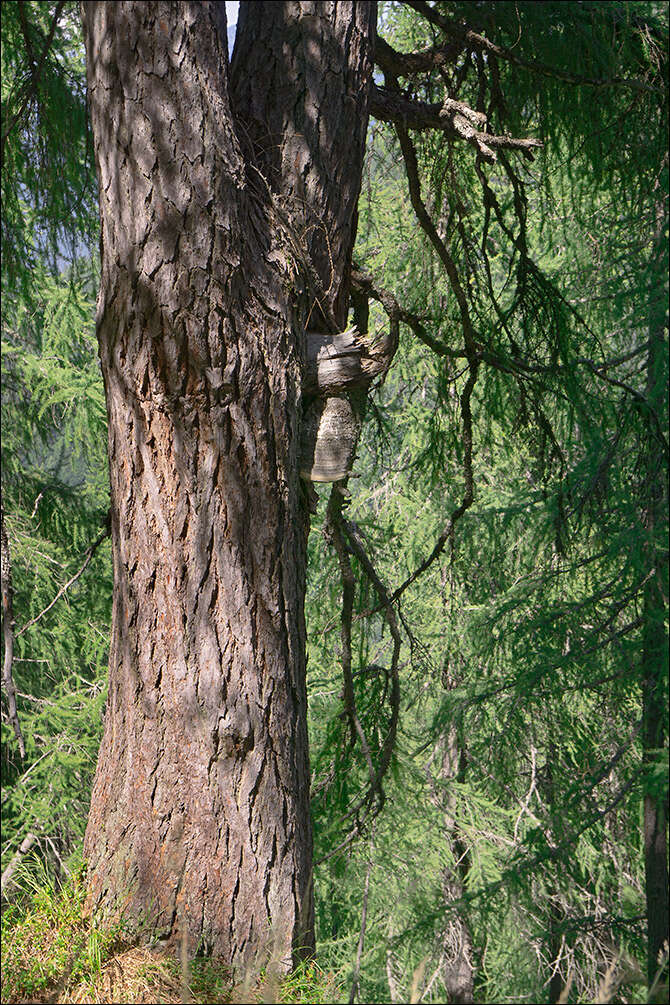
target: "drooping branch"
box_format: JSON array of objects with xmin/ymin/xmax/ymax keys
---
[
  {"xmin": 341, "ymin": 518, "xmax": 401, "ymax": 797},
  {"xmin": 402, "ymin": 0, "xmax": 658, "ymax": 93},
  {"xmin": 1, "ymin": 509, "xmax": 25, "ymax": 759},
  {"xmin": 1, "ymin": 0, "xmax": 66, "ymax": 157},
  {"xmin": 385, "ymin": 116, "xmax": 479, "ymax": 599},
  {"xmin": 325, "ymin": 485, "xmax": 377, "ymax": 789},
  {"xmin": 17, "ymin": 2, "xmax": 38, "ymax": 72},
  {"xmin": 318, "ymin": 488, "xmax": 402, "ymax": 864}
]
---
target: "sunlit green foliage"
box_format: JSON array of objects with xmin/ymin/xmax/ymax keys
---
[
  {"xmin": 306, "ymin": 2, "xmax": 667, "ymax": 1001},
  {"xmin": 1, "ymin": 1, "xmax": 110, "ymax": 893}
]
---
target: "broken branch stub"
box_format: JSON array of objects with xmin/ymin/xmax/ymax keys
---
[{"xmin": 303, "ymin": 325, "xmax": 397, "ymax": 396}]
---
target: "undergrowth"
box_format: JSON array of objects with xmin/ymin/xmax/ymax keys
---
[{"xmin": 0, "ymin": 868, "xmax": 342, "ymax": 1004}]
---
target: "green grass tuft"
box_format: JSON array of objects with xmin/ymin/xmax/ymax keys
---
[{"xmin": 1, "ymin": 870, "xmax": 344, "ymax": 1004}]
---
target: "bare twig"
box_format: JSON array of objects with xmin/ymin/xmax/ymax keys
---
[
  {"xmin": 370, "ymin": 84, "xmax": 541, "ymax": 162},
  {"xmin": 16, "ymin": 520, "xmax": 110, "ymax": 638}
]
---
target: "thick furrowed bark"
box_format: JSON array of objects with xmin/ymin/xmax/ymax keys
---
[
  {"xmin": 81, "ymin": 1, "xmax": 313, "ymax": 971},
  {"xmin": 642, "ymin": 197, "xmax": 669, "ymax": 996},
  {"xmin": 231, "ymin": 1, "xmax": 376, "ymax": 331}
]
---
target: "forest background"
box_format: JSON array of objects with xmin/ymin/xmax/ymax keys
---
[{"xmin": 1, "ymin": 2, "xmax": 668, "ymax": 1003}]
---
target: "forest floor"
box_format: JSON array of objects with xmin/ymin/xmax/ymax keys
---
[
  {"xmin": 2, "ymin": 937, "xmax": 341, "ymax": 1004},
  {"xmin": 1, "ymin": 872, "xmax": 341, "ymax": 1005}
]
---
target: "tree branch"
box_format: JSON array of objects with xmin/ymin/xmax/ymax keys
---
[
  {"xmin": 1, "ymin": 830, "xmax": 37, "ymax": 898},
  {"xmin": 1, "ymin": 1, "xmax": 66, "ymax": 159},
  {"xmin": 403, "ymin": 0, "xmax": 657, "ymax": 93},
  {"xmin": 342, "ymin": 518, "xmax": 401, "ymax": 803},
  {"xmin": 318, "ymin": 491, "xmax": 402, "ymax": 864},
  {"xmin": 16, "ymin": 519, "xmax": 110, "ymax": 639},
  {"xmin": 374, "ymin": 33, "xmax": 461, "ymax": 76},
  {"xmin": 350, "ymin": 266, "xmax": 448, "ymax": 356},
  {"xmin": 325, "ymin": 486, "xmax": 377, "ymax": 789},
  {"xmin": 386, "ymin": 117, "xmax": 480, "ymax": 600}
]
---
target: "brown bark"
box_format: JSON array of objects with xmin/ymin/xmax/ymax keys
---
[
  {"xmin": 230, "ymin": 1, "xmax": 375, "ymax": 333},
  {"xmin": 439, "ymin": 727, "xmax": 474, "ymax": 1004},
  {"xmin": 231, "ymin": 2, "xmax": 378, "ymax": 490},
  {"xmin": 642, "ymin": 195, "xmax": 669, "ymax": 997},
  {"xmin": 80, "ymin": 0, "xmax": 374, "ymax": 974}
]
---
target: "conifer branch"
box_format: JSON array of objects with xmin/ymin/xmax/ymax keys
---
[
  {"xmin": 342, "ymin": 518, "xmax": 401, "ymax": 802},
  {"xmin": 370, "ymin": 84, "xmax": 541, "ymax": 162},
  {"xmin": 385, "ymin": 114, "xmax": 480, "ymax": 602},
  {"xmin": 1, "ymin": 1, "xmax": 66, "ymax": 159},
  {"xmin": 16, "ymin": 517, "xmax": 110, "ymax": 639},
  {"xmin": 319, "ymin": 489, "xmax": 402, "ymax": 863},
  {"xmin": 325, "ymin": 486, "xmax": 377, "ymax": 790},
  {"xmin": 402, "ymin": 0, "xmax": 659, "ymax": 93}
]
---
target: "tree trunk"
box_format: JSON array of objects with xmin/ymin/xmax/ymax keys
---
[
  {"xmin": 642, "ymin": 193, "xmax": 669, "ymax": 997},
  {"xmin": 80, "ymin": 0, "xmax": 374, "ymax": 973},
  {"xmin": 440, "ymin": 726, "xmax": 475, "ymax": 1004}
]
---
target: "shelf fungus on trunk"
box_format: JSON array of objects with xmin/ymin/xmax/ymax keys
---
[
  {"xmin": 300, "ymin": 323, "xmax": 398, "ymax": 482},
  {"xmin": 300, "ymin": 394, "xmax": 363, "ymax": 482}
]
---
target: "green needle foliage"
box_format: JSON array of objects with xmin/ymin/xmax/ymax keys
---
[
  {"xmin": 2, "ymin": 1, "xmax": 110, "ymax": 897},
  {"xmin": 307, "ymin": 2, "xmax": 668, "ymax": 1001}
]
